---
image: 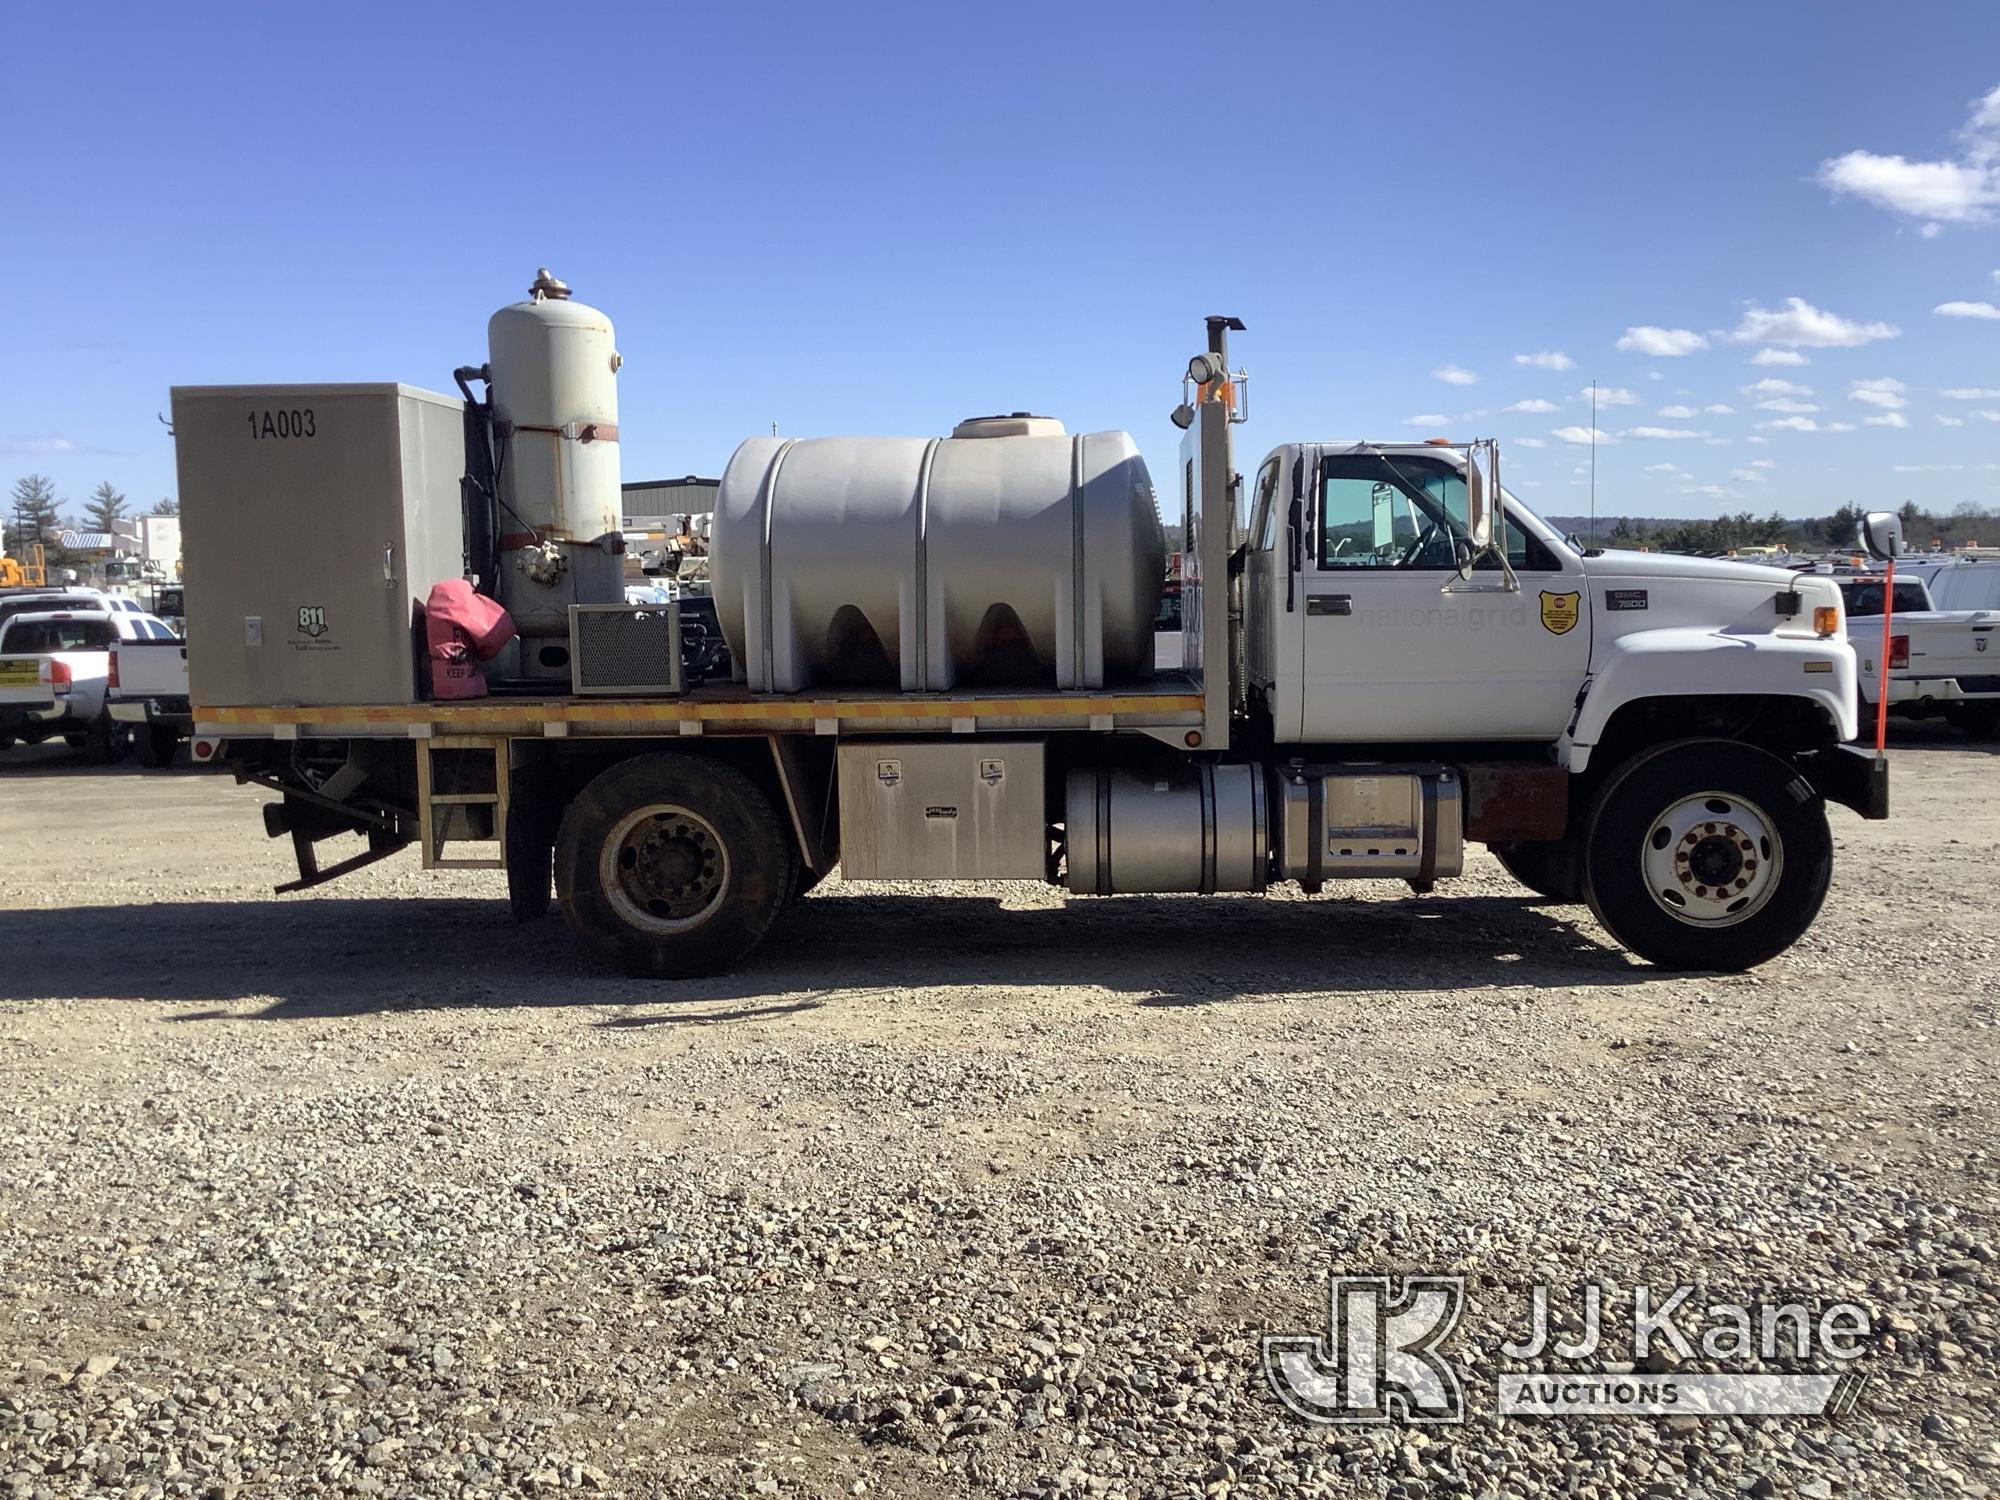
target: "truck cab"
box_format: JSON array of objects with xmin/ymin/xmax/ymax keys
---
[{"xmin": 1233, "ymin": 441, "xmax": 1854, "ymax": 759}]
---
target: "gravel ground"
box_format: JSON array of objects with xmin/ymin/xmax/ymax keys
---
[{"xmin": 0, "ymin": 729, "xmax": 1994, "ymax": 1499}]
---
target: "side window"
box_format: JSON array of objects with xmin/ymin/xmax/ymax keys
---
[
  {"xmin": 1318, "ymin": 458, "xmax": 1468, "ymax": 569},
  {"xmin": 1248, "ymin": 459, "xmax": 1280, "ymax": 553}
]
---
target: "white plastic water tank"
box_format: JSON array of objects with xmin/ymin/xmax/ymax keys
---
[{"xmin": 711, "ymin": 421, "xmax": 1163, "ymax": 693}]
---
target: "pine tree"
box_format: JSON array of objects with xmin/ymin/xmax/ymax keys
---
[
  {"xmin": 151, "ymin": 497, "xmax": 179, "ymax": 517},
  {"xmin": 7, "ymin": 475, "xmax": 60, "ymax": 557},
  {"xmin": 84, "ymin": 480, "xmax": 128, "ymax": 536}
]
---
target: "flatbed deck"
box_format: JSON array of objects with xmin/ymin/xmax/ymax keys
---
[{"xmin": 195, "ymin": 675, "xmax": 1206, "ymax": 742}]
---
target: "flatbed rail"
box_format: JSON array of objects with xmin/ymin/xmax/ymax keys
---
[{"xmin": 195, "ymin": 680, "xmax": 1206, "ymax": 742}]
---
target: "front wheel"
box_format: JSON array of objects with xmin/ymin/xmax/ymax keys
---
[
  {"xmin": 1954, "ymin": 703, "xmax": 2000, "ymax": 740},
  {"xmin": 555, "ymin": 754, "xmax": 794, "ymax": 977},
  {"xmin": 1581, "ymin": 740, "xmax": 1832, "ymax": 972}
]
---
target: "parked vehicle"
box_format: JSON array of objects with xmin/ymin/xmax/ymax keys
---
[
  {"xmin": 0, "ymin": 608, "xmax": 177, "ymax": 761},
  {"xmin": 1839, "ymin": 575, "xmax": 2000, "ymax": 738},
  {"xmin": 108, "ymin": 626, "xmax": 192, "ymax": 766},
  {"xmin": 170, "ymin": 282, "xmax": 1893, "ymax": 978}
]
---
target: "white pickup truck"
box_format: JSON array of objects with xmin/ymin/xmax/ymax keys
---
[
  {"xmin": 1840, "ymin": 574, "xmax": 1999, "ymax": 738},
  {"xmin": 0, "ymin": 607, "xmax": 178, "ymax": 762},
  {"xmin": 109, "ymin": 629, "xmax": 192, "ymax": 767}
]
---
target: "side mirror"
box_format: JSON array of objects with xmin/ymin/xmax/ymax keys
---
[
  {"xmin": 1858, "ymin": 510, "xmax": 1904, "ymax": 562},
  {"xmin": 1452, "ymin": 536, "xmax": 1476, "ymax": 582},
  {"xmin": 1465, "ymin": 439, "xmax": 1499, "ymax": 551}
]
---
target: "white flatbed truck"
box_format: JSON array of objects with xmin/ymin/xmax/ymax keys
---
[{"xmin": 177, "ymin": 308, "xmax": 1893, "ymax": 978}]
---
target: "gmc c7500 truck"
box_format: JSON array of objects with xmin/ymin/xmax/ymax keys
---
[{"xmin": 169, "ymin": 282, "xmax": 1893, "ymax": 978}]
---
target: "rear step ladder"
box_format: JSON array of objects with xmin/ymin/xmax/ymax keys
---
[{"xmin": 414, "ymin": 734, "xmax": 509, "ymax": 871}]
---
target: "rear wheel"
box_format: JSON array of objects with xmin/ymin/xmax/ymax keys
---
[
  {"xmin": 136, "ymin": 724, "xmax": 181, "ymax": 768},
  {"xmin": 1490, "ymin": 840, "xmax": 1583, "ymax": 902},
  {"xmin": 83, "ymin": 714, "xmax": 129, "ymax": 765},
  {"xmin": 555, "ymin": 754, "xmax": 794, "ymax": 977},
  {"xmin": 1955, "ymin": 703, "xmax": 2000, "ymax": 740},
  {"xmin": 1582, "ymin": 739, "xmax": 1831, "ymax": 972}
]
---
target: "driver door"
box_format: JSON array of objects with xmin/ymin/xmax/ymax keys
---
[{"xmin": 1292, "ymin": 447, "xmax": 1589, "ymax": 743}]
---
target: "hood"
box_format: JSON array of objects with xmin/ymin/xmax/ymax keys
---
[{"xmin": 1579, "ymin": 548, "xmax": 1803, "ymax": 587}]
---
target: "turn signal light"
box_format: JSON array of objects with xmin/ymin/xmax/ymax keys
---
[
  {"xmin": 47, "ymin": 659, "xmax": 72, "ymax": 693},
  {"xmin": 107, "ymin": 651, "xmax": 120, "ymax": 689},
  {"xmin": 1889, "ymin": 634, "xmax": 1909, "ymax": 669},
  {"xmin": 1812, "ymin": 606, "xmax": 1838, "ymax": 636}
]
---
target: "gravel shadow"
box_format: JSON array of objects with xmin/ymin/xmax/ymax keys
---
[{"xmin": 0, "ymin": 886, "xmax": 1646, "ymax": 1018}]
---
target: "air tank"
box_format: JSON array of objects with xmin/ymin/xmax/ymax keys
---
[
  {"xmin": 711, "ymin": 419, "xmax": 1164, "ymax": 693},
  {"xmin": 487, "ymin": 268, "xmax": 624, "ymax": 677}
]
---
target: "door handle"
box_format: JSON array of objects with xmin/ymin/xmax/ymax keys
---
[{"xmin": 1306, "ymin": 594, "xmax": 1352, "ymax": 617}]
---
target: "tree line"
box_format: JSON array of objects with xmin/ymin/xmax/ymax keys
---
[
  {"xmin": 1596, "ymin": 500, "xmax": 1999, "ymax": 555},
  {"xmin": 3, "ymin": 474, "xmax": 178, "ymax": 563}
]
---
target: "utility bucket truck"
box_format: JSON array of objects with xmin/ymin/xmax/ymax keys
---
[{"xmin": 171, "ymin": 280, "xmax": 1890, "ymax": 977}]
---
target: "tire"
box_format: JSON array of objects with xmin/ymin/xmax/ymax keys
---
[
  {"xmin": 136, "ymin": 724, "xmax": 181, "ymax": 768},
  {"xmin": 555, "ymin": 753, "xmax": 794, "ymax": 977},
  {"xmin": 1581, "ymin": 739, "xmax": 1831, "ymax": 972},
  {"xmin": 83, "ymin": 713, "xmax": 129, "ymax": 765},
  {"xmin": 1490, "ymin": 840, "xmax": 1583, "ymax": 903},
  {"xmin": 1955, "ymin": 703, "xmax": 2000, "ymax": 740}
]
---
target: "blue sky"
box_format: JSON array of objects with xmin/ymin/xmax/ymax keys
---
[{"xmin": 4, "ymin": 1, "xmax": 1998, "ymax": 523}]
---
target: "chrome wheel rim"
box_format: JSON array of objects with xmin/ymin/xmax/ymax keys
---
[
  {"xmin": 600, "ymin": 803, "xmax": 729, "ymax": 933},
  {"xmin": 1640, "ymin": 791, "xmax": 1782, "ymax": 927}
]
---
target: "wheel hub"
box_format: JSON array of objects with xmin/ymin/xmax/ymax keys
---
[
  {"xmin": 1640, "ymin": 793, "xmax": 1782, "ymax": 927},
  {"xmin": 601, "ymin": 804, "xmax": 729, "ymax": 933}
]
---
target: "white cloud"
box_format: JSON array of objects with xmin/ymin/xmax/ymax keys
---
[
  {"xmin": 1978, "ymin": 410, "xmax": 2000, "ymax": 423},
  {"xmin": 1513, "ymin": 436, "xmax": 1547, "ymax": 448},
  {"xmin": 1405, "ymin": 413, "xmax": 1452, "ymax": 426},
  {"xmin": 1503, "ymin": 398, "xmax": 1560, "ymax": 414},
  {"xmin": 1941, "ymin": 386, "xmax": 2000, "ymax": 398},
  {"xmin": 1582, "ymin": 386, "xmax": 1638, "ymax": 407},
  {"xmin": 1749, "ymin": 347, "xmax": 1809, "ymax": 367},
  {"xmin": 1616, "ymin": 325, "xmax": 1709, "ymax": 357},
  {"xmin": 1731, "ymin": 468, "xmax": 1768, "ymax": 483},
  {"xmin": 1432, "ymin": 364, "xmax": 1478, "ymax": 386},
  {"xmin": 1743, "ymin": 377, "xmax": 1813, "ymax": 399},
  {"xmin": 1864, "ymin": 411, "xmax": 1909, "ymax": 428},
  {"xmin": 1658, "ymin": 404, "xmax": 1698, "ymax": 419},
  {"xmin": 1644, "ymin": 462, "xmax": 1684, "ymax": 474},
  {"xmin": 1849, "ymin": 377, "xmax": 1908, "ymax": 410},
  {"xmin": 0, "ymin": 435, "xmax": 77, "ymax": 455},
  {"xmin": 1750, "ymin": 459, "xmax": 1777, "ymax": 469},
  {"xmin": 1703, "ymin": 403, "xmax": 1736, "ymax": 415},
  {"xmin": 1936, "ymin": 300, "xmax": 2000, "ymax": 319},
  {"xmin": 1758, "ymin": 417, "xmax": 1821, "ymax": 432},
  {"xmin": 1747, "ymin": 435, "xmax": 1768, "ymax": 445},
  {"xmin": 1937, "ymin": 413, "xmax": 1967, "ymax": 426},
  {"xmin": 1816, "ymin": 84, "xmax": 2000, "ymax": 229},
  {"xmin": 1624, "ymin": 426, "xmax": 1709, "ymax": 439},
  {"xmin": 1685, "ymin": 484, "xmax": 1732, "ymax": 500},
  {"xmin": 1729, "ymin": 297, "xmax": 1899, "ymax": 348},
  {"xmin": 1825, "ymin": 421, "xmax": 1858, "ymax": 432},
  {"xmin": 1513, "ymin": 351, "xmax": 1575, "ymax": 371},
  {"xmin": 1756, "ymin": 398, "xmax": 1819, "ymax": 414},
  {"xmin": 1552, "ymin": 425, "xmax": 1616, "ymax": 445}
]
